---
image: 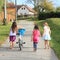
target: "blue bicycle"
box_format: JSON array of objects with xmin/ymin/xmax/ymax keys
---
[{"xmin": 17, "ymin": 28, "xmax": 26, "ymax": 51}]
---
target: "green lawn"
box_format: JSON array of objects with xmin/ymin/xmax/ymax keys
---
[
  {"xmin": 0, "ymin": 23, "xmax": 12, "ymax": 45},
  {"xmin": 36, "ymin": 18, "xmax": 60, "ymax": 60}
]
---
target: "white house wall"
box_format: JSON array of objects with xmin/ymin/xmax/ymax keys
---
[
  {"xmin": 17, "ymin": 6, "xmax": 34, "ymax": 15},
  {"xmin": 29, "ymin": 12, "xmax": 34, "ymax": 15},
  {"xmin": 18, "ymin": 6, "xmax": 29, "ymax": 15}
]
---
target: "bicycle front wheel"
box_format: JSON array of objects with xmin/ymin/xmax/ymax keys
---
[{"xmin": 18, "ymin": 39, "xmax": 22, "ymax": 51}]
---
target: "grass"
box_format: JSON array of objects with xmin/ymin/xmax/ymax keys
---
[
  {"xmin": 0, "ymin": 22, "xmax": 12, "ymax": 45},
  {"xmin": 0, "ymin": 18, "xmax": 60, "ymax": 59},
  {"xmin": 36, "ymin": 18, "xmax": 60, "ymax": 60}
]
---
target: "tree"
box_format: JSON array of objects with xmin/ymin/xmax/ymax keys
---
[
  {"xmin": 26, "ymin": 0, "xmax": 37, "ymax": 8},
  {"xmin": 26, "ymin": 0, "xmax": 42, "ymax": 15},
  {"xmin": 39, "ymin": 0, "xmax": 55, "ymax": 12},
  {"xmin": 26, "ymin": 0, "xmax": 39, "ymax": 18},
  {"xmin": 0, "ymin": 0, "xmax": 4, "ymax": 12},
  {"xmin": 56, "ymin": 7, "xmax": 60, "ymax": 12},
  {"xmin": 26, "ymin": 0, "xmax": 44, "ymax": 7},
  {"xmin": 26, "ymin": 0, "xmax": 54, "ymax": 12}
]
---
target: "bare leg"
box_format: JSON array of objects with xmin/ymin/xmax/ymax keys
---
[
  {"xmin": 10, "ymin": 41, "xmax": 14, "ymax": 49},
  {"xmin": 10, "ymin": 41, "xmax": 12, "ymax": 49},
  {"xmin": 47, "ymin": 41, "xmax": 50, "ymax": 49},
  {"xmin": 12, "ymin": 42, "xmax": 14, "ymax": 48},
  {"xmin": 44, "ymin": 40, "xmax": 47, "ymax": 49}
]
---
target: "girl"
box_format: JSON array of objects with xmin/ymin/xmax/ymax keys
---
[
  {"xmin": 9, "ymin": 21, "xmax": 17, "ymax": 49},
  {"xmin": 43, "ymin": 22, "xmax": 51, "ymax": 49},
  {"xmin": 31, "ymin": 24, "xmax": 41, "ymax": 51}
]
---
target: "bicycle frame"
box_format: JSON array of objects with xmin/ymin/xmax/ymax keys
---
[{"xmin": 16, "ymin": 28, "xmax": 25, "ymax": 51}]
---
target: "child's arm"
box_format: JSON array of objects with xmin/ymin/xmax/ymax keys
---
[
  {"xmin": 39, "ymin": 30, "xmax": 41, "ymax": 37},
  {"xmin": 49, "ymin": 27, "xmax": 51, "ymax": 35},
  {"xmin": 49, "ymin": 29, "xmax": 51, "ymax": 35},
  {"xmin": 15, "ymin": 26, "xmax": 18, "ymax": 34}
]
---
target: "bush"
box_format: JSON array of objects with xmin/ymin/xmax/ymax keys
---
[{"xmin": 38, "ymin": 12, "xmax": 60, "ymax": 20}]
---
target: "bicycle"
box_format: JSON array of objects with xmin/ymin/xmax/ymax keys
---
[{"xmin": 16, "ymin": 28, "xmax": 26, "ymax": 51}]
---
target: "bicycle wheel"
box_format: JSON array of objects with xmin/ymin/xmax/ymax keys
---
[{"xmin": 18, "ymin": 39, "xmax": 22, "ymax": 51}]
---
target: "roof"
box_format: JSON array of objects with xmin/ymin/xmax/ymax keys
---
[
  {"xmin": 17, "ymin": 5, "xmax": 37, "ymax": 14},
  {"xmin": 21, "ymin": 5, "xmax": 36, "ymax": 13},
  {"xmin": 6, "ymin": 3, "xmax": 37, "ymax": 14},
  {"xmin": 7, "ymin": 3, "xmax": 15, "ymax": 8}
]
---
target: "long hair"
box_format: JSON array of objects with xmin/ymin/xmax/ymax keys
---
[{"xmin": 11, "ymin": 21, "xmax": 17, "ymax": 33}]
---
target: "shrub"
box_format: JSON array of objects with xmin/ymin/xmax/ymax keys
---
[{"xmin": 38, "ymin": 12, "xmax": 60, "ymax": 20}]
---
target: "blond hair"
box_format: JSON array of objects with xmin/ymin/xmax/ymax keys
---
[
  {"xmin": 44, "ymin": 22, "xmax": 50, "ymax": 29},
  {"xmin": 44, "ymin": 22, "xmax": 48, "ymax": 26}
]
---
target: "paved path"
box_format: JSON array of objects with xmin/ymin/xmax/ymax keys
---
[{"xmin": 0, "ymin": 20, "xmax": 58, "ymax": 60}]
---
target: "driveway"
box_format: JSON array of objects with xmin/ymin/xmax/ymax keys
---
[{"xmin": 0, "ymin": 20, "xmax": 58, "ymax": 60}]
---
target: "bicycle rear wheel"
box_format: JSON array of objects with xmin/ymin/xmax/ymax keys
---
[{"xmin": 18, "ymin": 39, "xmax": 22, "ymax": 51}]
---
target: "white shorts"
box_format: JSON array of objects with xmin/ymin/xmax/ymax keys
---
[{"xmin": 43, "ymin": 34, "xmax": 51, "ymax": 40}]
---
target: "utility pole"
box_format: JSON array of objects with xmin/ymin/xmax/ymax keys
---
[
  {"xmin": 15, "ymin": 0, "xmax": 17, "ymax": 21},
  {"xmin": 3, "ymin": 0, "xmax": 7, "ymax": 25}
]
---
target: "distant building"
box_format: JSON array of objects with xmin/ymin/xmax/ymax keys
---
[
  {"xmin": 0, "ymin": 3, "xmax": 37, "ymax": 22},
  {"xmin": 17, "ymin": 5, "xmax": 37, "ymax": 16}
]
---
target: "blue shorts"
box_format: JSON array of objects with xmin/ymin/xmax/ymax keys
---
[{"xmin": 33, "ymin": 42, "xmax": 38, "ymax": 49}]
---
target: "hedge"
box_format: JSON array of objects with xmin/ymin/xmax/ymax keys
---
[{"xmin": 38, "ymin": 12, "xmax": 60, "ymax": 20}]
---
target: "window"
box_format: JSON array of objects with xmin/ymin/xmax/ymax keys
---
[
  {"xmin": 24, "ymin": 8, "xmax": 25, "ymax": 10},
  {"xmin": 21, "ymin": 8, "xmax": 25, "ymax": 10},
  {"xmin": 22, "ymin": 8, "xmax": 23, "ymax": 10}
]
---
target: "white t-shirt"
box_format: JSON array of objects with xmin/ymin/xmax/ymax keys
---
[
  {"xmin": 44, "ymin": 26, "xmax": 50, "ymax": 35},
  {"xmin": 9, "ymin": 29, "xmax": 16, "ymax": 36}
]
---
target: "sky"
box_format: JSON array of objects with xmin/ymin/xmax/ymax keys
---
[
  {"xmin": 8, "ymin": 0, "xmax": 60, "ymax": 8},
  {"xmin": 51, "ymin": 0, "xmax": 60, "ymax": 7}
]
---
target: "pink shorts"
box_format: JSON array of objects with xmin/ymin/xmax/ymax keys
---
[{"xmin": 9, "ymin": 36, "xmax": 16, "ymax": 42}]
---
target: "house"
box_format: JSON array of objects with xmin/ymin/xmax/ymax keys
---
[
  {"xmin": 0, "ymin": 3, "xmax": 16, "ymax": 22},
  {"xmin": 0, "ymin": 3, "xmax": 37, "ymax": 22},
  {"xmin": 17, "ymin": 5, "xmax": 37, "ymax": 16}
]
